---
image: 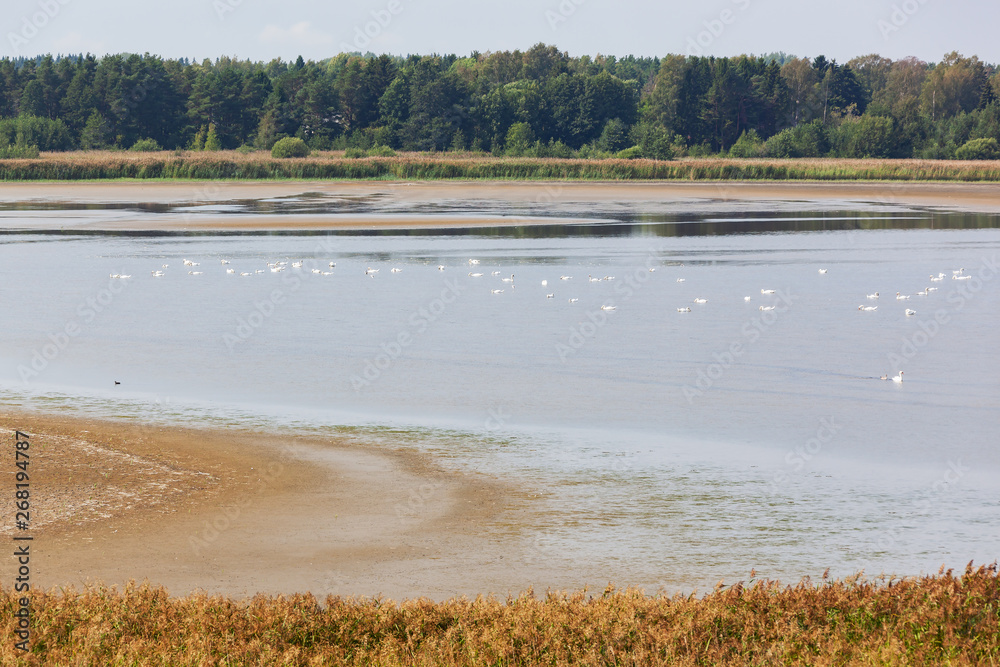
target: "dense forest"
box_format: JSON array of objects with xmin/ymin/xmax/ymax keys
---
[{"xmin": 1, "ymin": 45, "xmax": 998, "ymax": 160}]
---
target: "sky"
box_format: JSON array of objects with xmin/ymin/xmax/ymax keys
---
[{"xmin": 3, "ymin": 0, "xmax": 998, "ymax": 64}]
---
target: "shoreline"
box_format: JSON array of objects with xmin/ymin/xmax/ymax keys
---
[
  {"xmin": 0, "ymin": 181, "xmax": 999, "ymax": 232},
  {"xmin": 0, "ymin": 409, "xmax": 585, "ymax": 601}
]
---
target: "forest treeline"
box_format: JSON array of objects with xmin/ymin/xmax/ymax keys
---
[{"xmin": 2, "ymin": 45, "xmax": 999, "ymax": 160}]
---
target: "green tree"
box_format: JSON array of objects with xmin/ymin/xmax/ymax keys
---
[
  {"xmin": 205, "ymin": 122, "xmax": 221, "ymax": 151},
  {"xmin": 597, "ymin": 118, "xmax": 628, "ymax": 152},
  {"xmin": 504, "ymin": 122, "xmax": 535, "ymax": 155},
  {"xmin": 254, "ymin": 109, "xmax": 279, "ymax": 149},
  {"xmin": 19, "ymin": 80, "xmax": 47, "ymax": 117},
  {"xmin": 79, "ymin": 110, "xmax": 111, "ymax": 149},
  {"xmin": 955, "ymin": 137, "xmax": 1000, "ymax": 159},
  {"xmin": 190, "ymin": 125, "xmax": 206, "ymax": 150}
]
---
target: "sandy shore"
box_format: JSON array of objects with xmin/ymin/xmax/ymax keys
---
[
  {"xmin": 0, "ymin": 181, "xmax": 999, "ymax": 232},
  {"xmin": 0, "ymin": 410, "xmax": 618, "ymax": 601}
]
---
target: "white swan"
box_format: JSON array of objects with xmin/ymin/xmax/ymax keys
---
[
  {"xmin": 916, "ymin": 288, "xmax": 928, "ymax": 296},
  {"xmin": 220, "ymin": 259, "xmax": 230, "ymax": 265},
  {"xmin": 867, "ymin": 292, "xmax": 879, "ymax": 299},
  {"xmin": 858, "ymin": 305, "xmax": 877, "ymax": 311},
  {"xmin": 892, "ymin": 371, "xmax": 904, "ymax": 383},
  {"xmin": 588, "ymin": 275, "xmax": 601, "ymax": 282},
  {"xmin": 546, "ymin": 293, "xmax": 554, "ymax": 299},
  {"xmin": 491, "ymin": 289, "xmax": 504, "ymax": 294},
  {"xmin": 927, "ymin": 286, "xmax": 938, "ymax": 292},
  {"xmin": 761, "ymin": 289, "xmax": 775, "ymax": 294},
  {"xmin": 329, "ymin": 262, "xmax": 336, "ymax": 268},
  {"xmin": 391, "ymin": 268, "xmax": 403, "ymax": 273},
  {"xmin": 677, "ymin": 307, "xmax": 691, "ymax": 312},
  {"xmin": 365, "ymin": 267, "xmax": 379, "ymax": 275},
  {"xmin": 930, "ymin": 274, "xmax": 943, "ymax": 282},
  {"xmin": 818, "ymin": 268, "xmax": 828, "ymax": 274},
  {"xmin": 560, "ymin": 275, "xmax": 572, "ymax": 280},
  {"xmin": 311, "ymin": 268, "xmax": 322, "ymax": 274},
  {"xmin": 240, "ymin": 272, "xmax": 251, "ymax": 276},
  {"xmin": 759, "ymin": 305, "xmax": 775, "ymax": 311},
  {"xmin": 896, "ymin": 292, "xmax": 910, "ymax": 300},
  {"xmin": 541, "ymin": 280, "xmax": 548, "ymax": 286},
  {"xmin": 501, "ymin": 274, "xmax": 515, "ymax": 283},
  {"xmin": 954, "ymin": 275, "xmax": 971, "ymax": 280},
  {"xmin": 676, "ymin": 278, "xmax": 686, "ymax": 283},
  {"xmin": 744, "ymin": 296, "xmax": 751, "ymax": 302},
  {"xmin": 491, "ymin": 271, "xmax": 501, "ymax": 276},
  {"xmin": 601, "ymin": 305, "xmax": 616, "ymax": 311},
  {"xmin": 188, "ymin": 271, "xmax": 202, "ymax": 275},
  {"xmin": 693, "ymin": 298, "xmax": 707, "ymax": 304},
  {"xmin": 880, "ymin": 374, "xmax": 888, "ymax": 381},
  {"xmin": 151, "ymin": 270, "xmax": 164, "ymax": 277},
  {"xmin": 183, "ymin": 259, "xmax": 197, "ymax": 266},
  {"xmin": 437, "ymin": 265, "xmax": 445, "ymax": 271},
  {"xmin": 568, "ymin": 298, "xmax": 579, "ymax": 303},
  {"xmin": 952, "ymin": 268, "xmax": 965, "ymax": 275},
  {"xmin": 905, "ymin": 309, "xmax": 917, "ymax": 316},
  {"xmin": 468, "ymin": 259, "xmax": 480, "ymax": 265},
  {"xmin": 226, "ymin": 268, "xmax": 235, "ymax": 274},
  {"xmin": 291, "ymin": 261, "xmax": 303, "ymax": 268},
  {"xmin": 468, "ymin": 272, "xmax": 483, "ymax": 277}
]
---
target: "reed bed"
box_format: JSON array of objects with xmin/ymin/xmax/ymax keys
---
[
  {"xmin": 1, "ymin": 564, "xmax": 998, "ymax": 665},
  {"xmin": 2, "ymin": 151, "xmax": 1000, "ymax": 182}
]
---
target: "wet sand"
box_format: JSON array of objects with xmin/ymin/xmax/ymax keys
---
[
  {"xmin": 1, "ymin": 180, "xmax": 1000, "ymax": 232},
  {"xmin": 0, "ymin": 410, "xmax": 607, "ymax": 601}
]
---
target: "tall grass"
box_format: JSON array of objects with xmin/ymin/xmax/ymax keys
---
[
  {"xmin": 2, "ymin": 564, "xmax": 998, "ymax": 664},
  {"xmin": 2, "ymin": 150, "xmax": 1000, "ymax": 181}
]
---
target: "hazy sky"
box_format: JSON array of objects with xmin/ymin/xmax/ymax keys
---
[{"xmin": 4, "ymin": 0, "xmax": 997, "ymax": 64}]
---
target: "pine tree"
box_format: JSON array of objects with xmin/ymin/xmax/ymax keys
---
[
  {"xmin": 205, "ymin": 123, "xmax": 221, "ymax": 151},
  {"xmin": 79, "ymin": 110, "xmax": 110, "ymax": 149},
  {"xmin": 190, "ymin": 125, "xmax": 206, "ymax": 151},
  {"xmin": 254, "ymin": 110, "xmax": 278, "ymax": 150}
]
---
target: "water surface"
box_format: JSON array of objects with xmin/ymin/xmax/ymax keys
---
[{"xmin": 2, "ymin": 198, "xmax": 998, "ymax": 592}]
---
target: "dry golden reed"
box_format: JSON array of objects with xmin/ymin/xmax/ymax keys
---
[
  {"xmin": 1, "ymin": 563, "xmax": 998, "ymax": 665},
  {"xmin": 1, "ymin": 151, "xmax": 999, "ymax": 181}
]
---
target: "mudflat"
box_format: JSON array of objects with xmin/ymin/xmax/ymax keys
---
[
  {"xmin": 0, "ymin": 180, "xmax": 999, "ymax": 232},
  {"xmin": 0, "ymin": 410, "xmax": 599, "ymax": 601}
]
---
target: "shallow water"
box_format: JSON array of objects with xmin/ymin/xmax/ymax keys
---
[{"xmin": 2, "ymin": 197, "xmax": 999, "ymax": 592}]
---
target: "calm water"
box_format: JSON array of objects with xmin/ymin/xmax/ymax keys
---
[{"xmin": 2, "ymin": 197, "xmax": 999, "ymax": 592}]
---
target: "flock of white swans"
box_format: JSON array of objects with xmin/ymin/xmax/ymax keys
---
[{"xmin": 109, "ymin": 257, "xmax": 974, "ymax": 384}]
